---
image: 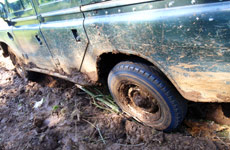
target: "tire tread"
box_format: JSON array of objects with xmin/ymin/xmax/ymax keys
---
[{"xmin": 109, "ymin": 61, "xmax": 187, "ymax": 131}]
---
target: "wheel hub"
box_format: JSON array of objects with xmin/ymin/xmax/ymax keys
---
[{"xmin": 127, "ymin": 86, "xmax": 159, "ymax": 114}]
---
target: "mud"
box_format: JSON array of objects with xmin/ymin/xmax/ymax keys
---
[
  {"xmin": 169, "ymin": 66, "xmax": 230, "ymax": 103},
  {"xmin": 0, "ymin": 54, "xmax": 230, "ymax": 150}
]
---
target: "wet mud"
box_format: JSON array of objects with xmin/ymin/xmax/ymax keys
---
[{"xmin": 0, "ymin": 54, "xmax": 229, "ymax": 150}]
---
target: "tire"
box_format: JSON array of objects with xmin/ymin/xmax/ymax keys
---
[
  {"xmin": 9, "ymin": 52, "xmax": 30, "ymax": 80},
  {"xmin": 108, "ymin": 61, "xmax": 187, "ymax": 131},
  {"xmin": 14, "ymin": 63, "xmax": 28, "ymax": 79}
]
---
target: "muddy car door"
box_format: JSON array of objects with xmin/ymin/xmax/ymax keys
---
[
  {"xmin": 32, "ymin": 0, "xmax": 88, "ymax": 75},
  {"xmin": 8, "ymin": 0, "xmax": 57, "ymax": 70}
]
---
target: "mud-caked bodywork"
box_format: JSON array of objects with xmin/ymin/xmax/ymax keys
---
[{"xmin": 0, "ymin": 0, "xmax": 230, "ymax": 103}]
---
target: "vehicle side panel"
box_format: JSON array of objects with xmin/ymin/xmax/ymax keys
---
[
  {"xmin": 81, "ymin": 0, "xmax": 230, "ymax": 102},
  {"xmin": 7, "ymin": 0, "xmax": 57, "ymax": 70},
  {"xmin": 34, "ymin": 0, "xmax": 89, "ymax": 74},
  {"xmin": 0, "ymin": 19, "xmax": 21, "ymax": 58}
]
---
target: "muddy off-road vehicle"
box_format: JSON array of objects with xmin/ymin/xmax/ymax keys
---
[{"xmin": 0, "ymin": 0, "xmax": 230, "ymax": 131}]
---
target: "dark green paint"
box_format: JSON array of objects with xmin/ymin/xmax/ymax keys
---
[{"xmin": 82, "ymin": 0, "xmax": 230, "ymax": 72}]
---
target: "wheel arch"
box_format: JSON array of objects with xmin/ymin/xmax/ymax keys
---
[
  {"xmin": 96, "ymin": 52, "xmax": 186, "ymax": 101},
  {"xmin": 0, "ymin": 41, "xmax": 10, "ymax": 57}
]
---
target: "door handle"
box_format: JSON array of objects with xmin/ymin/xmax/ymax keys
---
[{"xmin": 35, "ymin": 35, "xmax": 43, "ymax": 45}]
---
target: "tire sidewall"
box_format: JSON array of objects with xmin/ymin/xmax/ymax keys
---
[
  {"xmin": 108, "ymin": 66, "xmax": 178, "ymax": 131},
  {"xmin": 15, "ymin": 64, "xmax": 27, "ymax": 79}
]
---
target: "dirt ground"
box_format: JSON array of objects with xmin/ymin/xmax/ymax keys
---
[{"xmin": 1, "ymin": 53, "xmax": 230, "ymax": 150}]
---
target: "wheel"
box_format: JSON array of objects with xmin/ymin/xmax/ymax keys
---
[
  {"xmin": 9, "ymin": 52, "xmax": 28, "ymax": 79},
  {"xmin": 9, "ymin": 53, "xmax": 26, "ymax": 79},
  {"xmin": 14, "ymin": 63, "xmax": 28, "ymax": 79},
  {"xmin": 108, "ymin": 61, "xmax": 187, "ymax": 131}
]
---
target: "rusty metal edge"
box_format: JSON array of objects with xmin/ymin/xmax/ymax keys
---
[{"xmin": 25, "ymin": 67, "xmax": 94, "ymax": 86}]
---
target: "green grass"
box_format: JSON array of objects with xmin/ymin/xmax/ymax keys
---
[
  {"xmin": 76, "ymin": 84, "xmax": 120, "ymax": 113},
  {"xmin": 52, "ymin": 105, "xmax": 59, "ymax": 111}
]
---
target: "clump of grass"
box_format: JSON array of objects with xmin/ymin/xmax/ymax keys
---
[
  {"xmin": 76, "ymin": 84, "xmax": 120, "ymax": 113},
  {"xmin": 52, "ymin": 105, "xmax": 59, "ymax": 111}
]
